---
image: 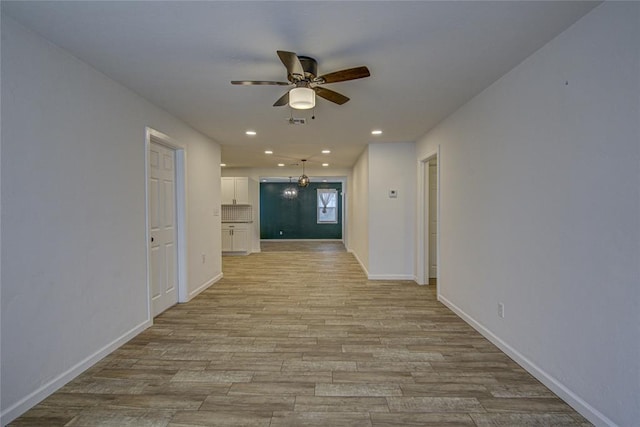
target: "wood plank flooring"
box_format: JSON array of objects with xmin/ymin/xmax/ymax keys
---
[{"xmin": 10, "ymin": 242, "xmax": 591, "ymax": 426}]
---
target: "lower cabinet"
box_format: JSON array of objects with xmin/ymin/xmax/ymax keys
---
[{"xmin": 222, "ymin": 223, "xmax": 249, "ymax": 253}]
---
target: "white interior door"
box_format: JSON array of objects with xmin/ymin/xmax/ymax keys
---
[
  {"xmin": 149, "ymin": 142, "xmax": 178, "ymax": 316},
  {"xmin": 428, "ymin": 161, "xmax": 438, "ymax": 278}
]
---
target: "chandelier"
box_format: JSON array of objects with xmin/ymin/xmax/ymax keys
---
[
  {"xmin": 283, "ymin": 177, "xmax": 298, "ymax": 199},
  {"xmin": 298, "ymin": 159, "xmax": 310, "ymax": 187}
]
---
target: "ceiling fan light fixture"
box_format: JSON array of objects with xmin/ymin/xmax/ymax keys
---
[{"xmin": 289, "ymin": 87, "xmax": 315, "ymax": 110}]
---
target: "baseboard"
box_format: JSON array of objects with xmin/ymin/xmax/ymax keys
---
[
  {"xmin": 347, "ymin": 249, "xmax": 370, "ymax": 278},
  {"xmin": 367, "ymin": 274, "xmax": 415, "ymax": 281},
  {"xmin": 260, "ymin": 239, "xmax": 343, "ymax": 242},
  {"xmin": 346, "ymin": 251, "xmax": 414, "ymax": 281},
  {"xmin": 438, "ymin": 294, "xmax": 617, "ymax": 427},
  {"xmin": 187, "ymin": 272, "xmax": 223, "ymax": 301},
  {"xmin": 411, "ymin": 274, "xmax": 430, "ymax": 286},
  {"xmin": 1, "ymin": 319, "xmax": 152, "ymax": 426}
]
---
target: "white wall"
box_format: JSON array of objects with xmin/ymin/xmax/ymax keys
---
[
  {"xmin": 347, "ymin": 147, "xmax": 370, "ymax": 273},
  {"xmin": 416, "ymin": 3, "xmax": 639, "ymax": 426},
  {"xmin": 1, "ymin": 16, "xmax": 222, "ymax": 424},
  {"xmin": 183, "ymin": 138, "xmax": 223, "ymax": 297},
  {"xmin": 368, "ymin": 142, "xmax": 416, "ymax": 280}
]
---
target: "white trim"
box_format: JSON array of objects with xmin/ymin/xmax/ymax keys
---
[
  {"xmin": 438, "ymin": 295, "xmax": 617, "ymax": 427},
  {"xmin": 367, "ymin": 274, "xmax": 415, "ymax": 281},
  {"xmin": 175, "ymin": 149, "xmax": 188, "ymax": 303},
  {"xmin": 187, "ymin": 272, "xmax": 224, "ymax": 301},
  {"xmin": 316, "ymin": 188, "xmax": 339, "ymax": 224},
  {"xmin": 260, "ymin": 239, "xmax": 343, "ymax": 242},
  {"xmin": 145, "ymin": 128, "xmax": 189, "ymax": 314},
  {"xmin": 416, "ymin": 159, "xmax": 427, "ymax": 284},
  {"xmin": 416, "ymin": 147, "xmax": 440, "ymax": 286},
  {"xmin": 436, "ymin": 149, "xmax": 441, "ymax": 290},
  {"xmin": 341, "ymin": 186, "xmax": 347, "ymax": 249},
  {"xmin": 0, "ymin": 320, "xmax": 151, "ymax": 426}
]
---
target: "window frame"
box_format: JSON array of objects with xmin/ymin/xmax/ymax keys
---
[{"xmin": 316, "ymin": 188, "xmax": 338, "ymax": 224}]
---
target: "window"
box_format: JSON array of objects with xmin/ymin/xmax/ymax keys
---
[{"xmin": 317, "ymin": 188, "xmax": 338, "ymax": 224}]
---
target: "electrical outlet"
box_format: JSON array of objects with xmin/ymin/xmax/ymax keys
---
[
  {"xmin": 498, "ymin": 303, "xmax": 505, "ymax": 318},
  {"xmin": 201, "ymin": 254, "xmax": 206, "ymax": 264}
]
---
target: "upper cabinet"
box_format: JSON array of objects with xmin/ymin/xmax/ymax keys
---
[{"xmin": 221, "ymin": 177, "xmax": 250, "ymax": 205}]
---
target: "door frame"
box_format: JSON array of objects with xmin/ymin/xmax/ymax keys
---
[
  {"xmin": 145, "ymin": 127, "xmax": 188, "ymax": 320},
  {"xmin": 416, "ymin": 147, "xmax": 440, "ymax": 290}
]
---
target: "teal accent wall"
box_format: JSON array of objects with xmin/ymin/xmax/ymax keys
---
[{"xmin": 260, "ymin": 182, "xmax": 342, "ymax": 239}]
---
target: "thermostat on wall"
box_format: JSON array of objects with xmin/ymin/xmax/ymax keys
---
[{"xmin": 389, "ymin": 190, "xmax": 398, "ymax": 198}]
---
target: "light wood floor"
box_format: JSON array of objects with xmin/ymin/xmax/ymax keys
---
[
  {"xmin": 260, "ymin": 240, "xmax": 346, "ymax": 253},
  {"xmin": 11, "ymin": 242, "xmax": 591, "ymax": 426}
]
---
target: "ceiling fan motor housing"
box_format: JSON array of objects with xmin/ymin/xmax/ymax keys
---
[{"xmin": 297, "ymin": 56, "xmax": 318, "ymax": 80}]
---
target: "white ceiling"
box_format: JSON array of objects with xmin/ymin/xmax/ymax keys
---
[{"xmin": 3, "ymin": 1, "xmax": 598, "ymax": 170}]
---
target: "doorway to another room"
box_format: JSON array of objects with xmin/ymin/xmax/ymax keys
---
[
  {"xmin": 418, "ymin": 151, "xmax": 439, "ymax": 289},
  {"xmin": 428, "ymin": 158, "xmax": 438, "ymax": 285}
]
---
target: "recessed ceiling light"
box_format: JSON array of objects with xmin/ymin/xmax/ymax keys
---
[
  {"xmin": 277, "ymin": 163, "xmax": 285, "ymax": 167},
  {"xmin": 323, "ymin": 180, "xmax": 327, "ymax": 183},
  {"xmin": 220, "ymin": 163, "xmax": 226, "ymax": 167},
  {"xmin": 322, "ymin": 163, "xmax": 329, "ymax": 167},
  {"xmin": 322, "ymin": 150, "xmax": 331, "ymax": 154},
  {"xmin": 264, "ymin": 150, "xmax": 273, "ymax": 154},
  {"xmin": 246, "ymin": 130, "xmax": 257, "ymax": 136},
  {"xmin": 371, "ymin": 130, "xmax": 383, "ymax": 135}
]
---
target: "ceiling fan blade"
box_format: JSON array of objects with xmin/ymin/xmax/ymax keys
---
[
  {"xmin": 277, "ymin": 50, "xmax": 304, "ymax": 80},
  {"xmin": 231, "ymin": 80, "xmax": 290, "ymax": 86},
  {"xmin": 273, "ymin": 92, "xmax": 289, "ymax": 107},
  {"xmin": 314, "ymin": 87, "xmax": 350, "ymax": 105},
  {"xmin": 317, "ymin": 66, "xmax": 370, "ymax": 84}
]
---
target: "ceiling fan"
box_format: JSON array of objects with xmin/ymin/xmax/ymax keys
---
[{"xmin": 231, "ymin": 51, "xmax": 370, "ymax": 109}]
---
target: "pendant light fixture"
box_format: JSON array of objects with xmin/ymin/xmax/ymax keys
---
[
  {"xmin": 283, "ymin": 177, "xmax": 298, "ymax": 199},
  {"xmin": 298, "ymin": 159, "xmax": 310, "ymax": 187}
]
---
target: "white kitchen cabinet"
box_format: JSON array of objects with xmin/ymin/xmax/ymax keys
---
[
  {"xmin": 221, "ymin": 177, "xmax": 249, "ymax": 205},
  {"xmin": 222, "ymin": 223, "xmax": 249, "ymax": 253}
]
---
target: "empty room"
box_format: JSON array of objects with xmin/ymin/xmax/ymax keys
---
[{"xmin": 1, "ymin": 2, "xmax": 638, "ymax": 426}]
